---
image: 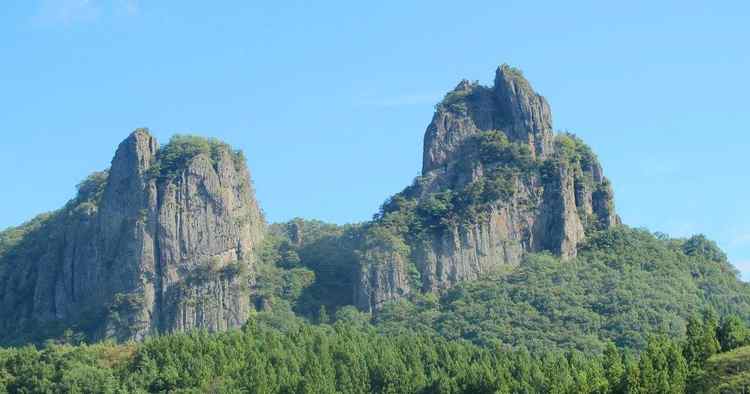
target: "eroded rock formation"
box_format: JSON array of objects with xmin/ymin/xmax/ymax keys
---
[
  {"xmin": 355, "ymin": 65, "xmax": 619, "ymax": 312},
  {"xmin": 0, "ymin": 130, "xmax": 264, "ymax": 342}
]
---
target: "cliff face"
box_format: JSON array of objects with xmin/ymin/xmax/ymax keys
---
[
  {"xmin": 355, "ymin": 65, "xmax": 619, "ymax": 312},
  {"xmin": 0, "ymin": 130, "xmax": 264, "ymax": 343},
  {"xmin": 0, "ymin": 66, "xmax": 620, "ymax": 338},
  {"xmin": 422, "ymin": 65, "xmax": 554, "ymax": 174}
]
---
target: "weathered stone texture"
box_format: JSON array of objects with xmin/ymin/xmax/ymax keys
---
[
  {"xmin": 0, "ymin": 129, "xmax": 264, "ymax": 342},
  {"xmin": 356, "ymin": 65, "xmax": 619, "ymax": 312}
]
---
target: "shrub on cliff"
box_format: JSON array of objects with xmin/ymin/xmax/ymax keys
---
[{"xmin": 149, "ymin": 134, "xmax": 245, "ymax": 180}]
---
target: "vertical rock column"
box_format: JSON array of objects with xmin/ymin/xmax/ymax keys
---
[
  {"xmin": 98, "ymin": 129, "xmax": 159, "ymax": 340},
  {"xmin": 155, "ymin": 149, "xmax": 264, "ymax": 333}
]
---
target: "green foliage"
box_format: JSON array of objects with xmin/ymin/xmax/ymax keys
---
[
  {"xmin": 603, "ymin": 342, "xmax": 625, "ymax": 391},
  {"xmin": 375, "ymin": 226, "xmax": 750, "ymax": 354},
  {"xmin": 684, "ymin": 313, "xmax": 721, "ymax": 371},
  {"xmin": 718, "ymin": 315, "xmax": 749, "ymax": 352},
  {"xmin": 253, "ymin": 251, "xmax": 314, "ymax": 312},
  {"xmin": 551, "ymin": 134, "xmax": 602, "ymax": 214},
  {"xmin": 0, "ymin": 318, "xmax": 720, "ymax": 394},
  {"xmin": 107, "ymin": 293, "xmax": 146, "ymax": 330},
  {"xmin": 683, "ymin": 234, "xmax": 728, "ymax": 263},
  {"xmin": 699, "ymin": 345, "xmax": 750, "ymax": 393},
  {"xmin": 74, "ymin": 170, "xmax": 109, "ymax": 205},
  {"xmin": 0, "ymin": 308, "xmax": 747, "ymax": 393},
  {"xmin": 369, "ymin": 130, "xmax": 542, "ymax": 245},
  {"xmin": 416, "ymin": 191, "xmax": 455, "ymax": 229},
  {"xmin": 0, "ymin": 212, "xmax": 57, "ymax": 261},
  {"xmin": 477, "ymin": 130, "xmax": 534, "ymax": 168},
  {"xmin": 438, "ymin": 85, "xmax": 474, "ymax": 113},
  {"xmin": 334, "ymin": 306, "xmax": 371, "ymax": 328},
  {"xmin": 255, "ymin": 220, "xmax": 361, "ymax": 318},
  {"xmin": 638, "ymin": 336, "xmax": 689, "ymax": 393},
  {"xmin": 0, "ymin": 342, "xmax": 128, "ymax": 393},
  {"xmin": 185, "ymin": 258, "xmax": 250, "ymax": 289},
  {"xmin": 0, "ymin": 169, "xmax": 108, "ymax": 268},
  {"xmin": 148, "ymin": 134, "xmax": 245, "ymax": 181},
  {"xmin": 555, "ymin": 133, "xmax": 597, "ymax": 169},
  {"xmin": 440, "ymin": 89, "xmax": 470, "ymax": 109},
  {"xmin": 498, "ymin": 63, "xmax": 529, "ymax": 86}
]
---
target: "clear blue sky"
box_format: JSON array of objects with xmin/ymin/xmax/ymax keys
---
[{"xmin": 1, "ymin": 1, "xmax": 748, "ymax": 278}]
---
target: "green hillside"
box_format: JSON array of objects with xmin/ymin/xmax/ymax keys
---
[
  {"xmin": 259, "ymin": 219, "xmax": 750, "ymax": 355},
  {"xmin": 699, "ymin": 346, "xmax": 750, "ymax": 393}
]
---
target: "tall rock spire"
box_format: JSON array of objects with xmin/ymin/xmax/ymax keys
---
[
  {"xmin": 355, "ymin": 65, "xmax": 619, "ymax": 312},
  {"xmin": 493, "ymin": 64, "xmax": 554, "ymax": 158},
  {"xmin": 422, "ymin": 64, "xmax": 554, "ymax": 175},
  {"xmin": 0, "ymin": 130, "xmax": 266, "ymax": 343},
  {"xmin": 98, "ymin": 128, "xmax": 160, "ymax": 340}
]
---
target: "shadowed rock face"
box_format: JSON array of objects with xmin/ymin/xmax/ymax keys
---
[
  {"xmin": 0, "ymin": 129, "xmax": 265, "ymax": 342},
  {"xmin": 355, "ymin": 65, "xmax": 619, "ymax": 312}
]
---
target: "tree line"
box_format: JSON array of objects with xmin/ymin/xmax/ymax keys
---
[{"xmin": 0, "ymin": 310, "xmax": 747, "ymax": 393}]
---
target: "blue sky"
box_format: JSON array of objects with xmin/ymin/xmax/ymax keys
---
[{"xmin": 1, "ymin": 1, "xmax": 749, "ymax": 278}]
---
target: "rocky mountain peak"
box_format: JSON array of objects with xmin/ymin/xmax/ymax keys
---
[
  {"xmin": 112, "ymin": 128, "xmax": 158, "ymax": 171},
  {"xmin": 101, "ymin": 128, "xmax": 158, "ymax": 233},
  {"xmin": 453, "ymin": 79, "xmax": 477, "ymax": 92},
  {"xmin": 493, "ymin": 64, "xmax": 554, "ymax": 157},
  {"xmin": 355, "ymin": 65, "xmax": 619, "ymax": 312},
  {"xmin": 422, "ymin": 65, "xmax": 554, "ymax": 176},
  {"xmin": 0, "ymin": 130, "xmax": 265, "ymax": 344}
]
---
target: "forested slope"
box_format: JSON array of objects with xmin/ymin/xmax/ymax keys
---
[
  {"xmin": 259, "ymin": 220, "xmax": 750, "ymax": 354},
  {"xmin": 0, "ymin": 311, "xmax": 747, "ymax": 393}
]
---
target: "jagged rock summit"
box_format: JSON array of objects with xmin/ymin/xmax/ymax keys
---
[
  {"xmin": 354, "ymin": 65, "xmax": 620, "ymax": 312},
  {"xmin": 423, "ymin": 65, "xmax": 554, "ymax": 174},
  {"xmin": 0, "ymin": 130, "xmax": 265, "ymax": 343}
]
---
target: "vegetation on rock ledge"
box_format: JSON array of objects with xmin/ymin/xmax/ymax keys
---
[{"xmin": 148, "ymin": 134, "xmax": 246, "ymax": 181}]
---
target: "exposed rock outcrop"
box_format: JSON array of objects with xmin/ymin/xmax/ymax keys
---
[
  {"xmin": 0, "ymin": 65, "xmax": 621, "ymax": 337},
  {"xmin": 355, "ymin": 65, "xmax": 620, "ymax": 312},
  {"xmin": 422, "ymin": 65, "xmax": 554, "ymax": 174},
  {"xmin": 0, "ymin": 130, "xmax": 264, "ymax": 343},
  {"xmin": 355, "ymin": 246, "xmax": 412, "ymax": 312}
]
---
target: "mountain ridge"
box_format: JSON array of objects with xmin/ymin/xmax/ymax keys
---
[
  {"xmin": 354, "ymin": 64, "xmax": 619, "ymax": 311},
  {"xmin": 0, "ymin": 131, "xmax": 265, "ymax": 344},
  {"xmin": 0, "ymin": 65, "xmax": 746, "ymax": 351}
]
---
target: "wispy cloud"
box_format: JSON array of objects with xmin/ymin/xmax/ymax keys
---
[{"xmin": 33, "ymin": 0, "xmax": 139, "ymax": 26}]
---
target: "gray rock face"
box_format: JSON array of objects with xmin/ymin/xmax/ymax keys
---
[
  {"xmin": 0, "ymin": 129, "xmax": 264, "ymax": 342},
  {"xmin": 355, "ymin": 246, "xmax": 412, "ymax": 312},
  {"xmin": 423, "ymin": 65, "xmax": 554, "ymax": 174},
  {"xmin": 355, "ymin": 65, "xmax": 619, "ymax": 312}
]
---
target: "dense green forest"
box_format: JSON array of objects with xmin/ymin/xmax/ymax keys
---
[
  {"xmin": 0, "ymin": 311, "xmax": 747, "ymax": 393},
  {"xmin": 373, "ymin": 228, "xmax": 750, "ymax": 354},
  {"xmin": 5, "ymin": 219, "xmax": 749, "ymax": 392}
]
